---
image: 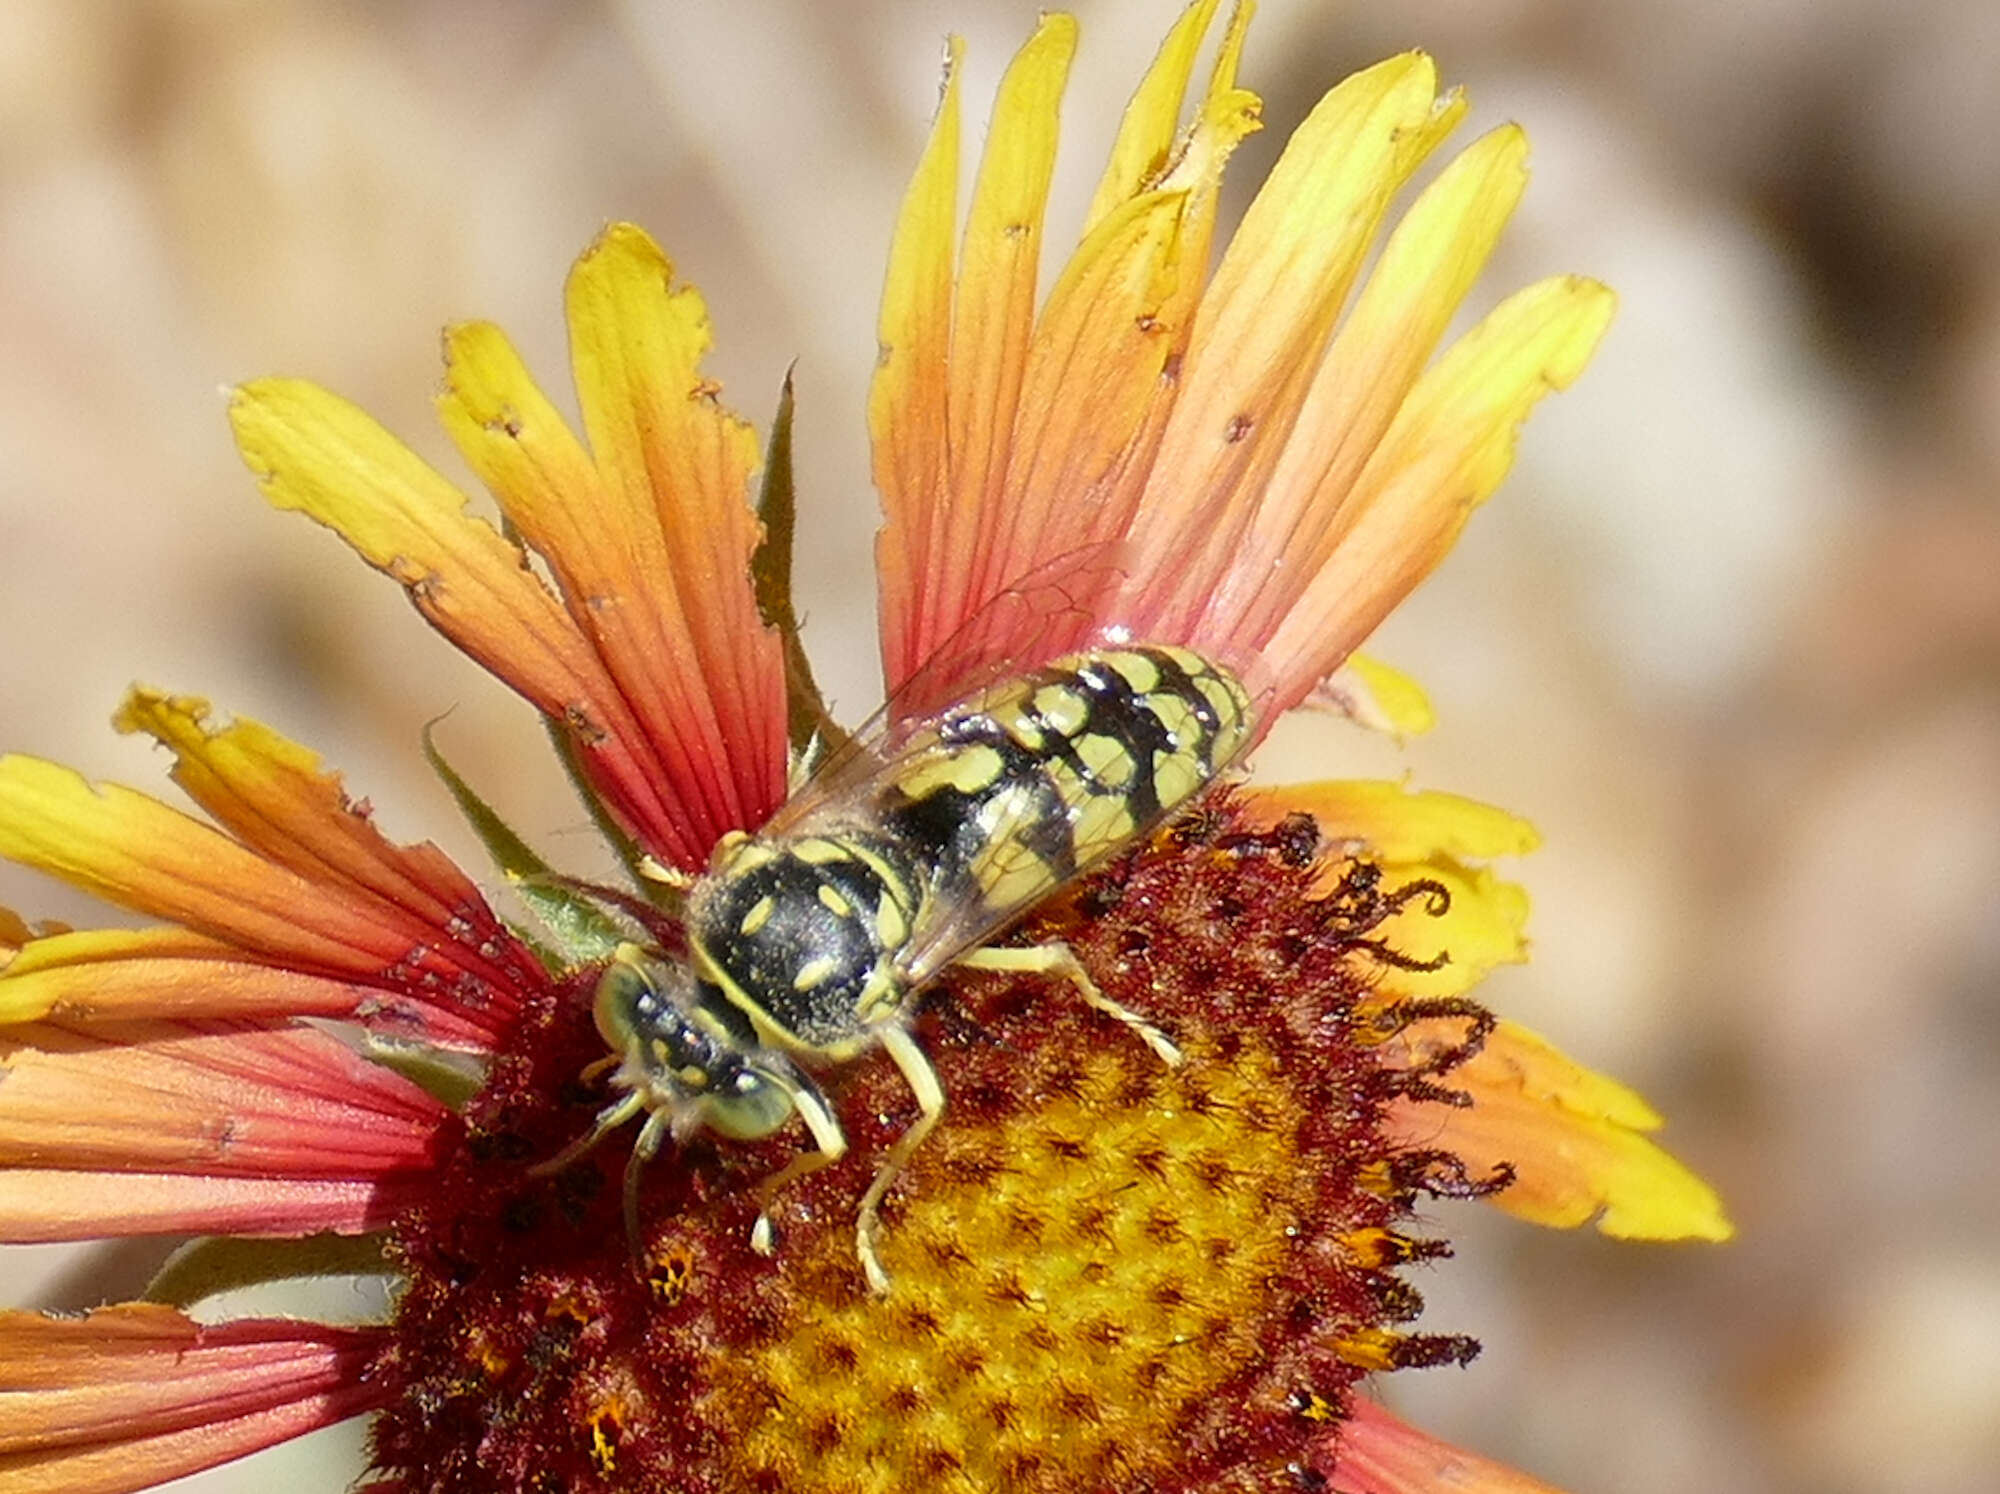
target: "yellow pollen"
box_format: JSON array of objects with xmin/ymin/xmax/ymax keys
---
[{"xmin": 709, "ymin": 1037, "xmax": 1313, "ymax": 1492}]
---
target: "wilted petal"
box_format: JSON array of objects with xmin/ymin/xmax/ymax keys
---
[{"xmin": 0, "ymin": 705, "xmax": 536, "ymax": 1047}]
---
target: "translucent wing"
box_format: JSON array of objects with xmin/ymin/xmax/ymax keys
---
[
  {"xmin": 754, "ymin": 544, "xmax": 1135, "ymax": 844},
  {"xmin": 875, "ymin": 645, "xmax": 1262, "ymax": 991}
]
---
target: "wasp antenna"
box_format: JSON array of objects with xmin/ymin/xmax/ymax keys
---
[
  {"xmin": 623, "ymin": 1106, "xmax": 675, "ymax": 1274},
  {"xmin": 527, "ymin": 1090, "xmax": 645, "ymax": 1179}
]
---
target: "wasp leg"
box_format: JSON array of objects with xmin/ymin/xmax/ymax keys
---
[
  {"xmin": 636, "ymin": 855, "xmax": 694, "ymax": 893},
  {"xmin": 957, "ymin": 941, "xmax": 1182, "ymax": 1067},
  {"xmin": 747, "ymin": 1067, "xmax": 847, "ymax": 1259},
  {"xmin": 853, "ymin": 1024, "xmax": 945, "ymax": 1296}
]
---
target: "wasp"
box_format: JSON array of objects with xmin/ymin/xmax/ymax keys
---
[{"xmin": 540, "ymin": 643, "xmax": 1255, "ymax": 1292}]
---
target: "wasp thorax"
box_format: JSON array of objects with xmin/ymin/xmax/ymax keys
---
[{"xmin": 688, "ymin": 830, "xmax": 924, "ymax": 1057}]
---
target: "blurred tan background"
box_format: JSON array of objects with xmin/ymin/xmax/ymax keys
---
[{"xmin": 4, "ymin": 2, "xmax": 1998, "ymax": 1492}]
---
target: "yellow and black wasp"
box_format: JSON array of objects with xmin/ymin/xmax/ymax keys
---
[{"xmin": 544, "ymin": 641, "xmax": 1255, "ymax": 1292}]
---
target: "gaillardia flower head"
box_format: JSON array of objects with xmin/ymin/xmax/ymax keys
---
[{"xmin": 0, "ymin": 6, "xmax": 1730, "ymax": 1493}]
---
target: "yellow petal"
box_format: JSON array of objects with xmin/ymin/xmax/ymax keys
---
[
  {"xmin": 1248, "ymin": 780, "xmax": 1539, "ymax": 861},
  {"xmin": 1084, "ymin": 0, "xmax": 1224, "ymax": 231},
  {"xmin": 1312, "ymin": 653, "xmax": 1439, "ymax": 737},
  {"xmin": 1119, "ymin": 54, "xmax": 1464, "ymax": 639},
  {"xmin": 1386, "ymin": 1019, "xmax": 1735, "ymax": 1241},
  {"xmin": 0, "ymin": 753, "xmax": 398, "ymax": 983},
  {"xmin": 873, "ymin": 36, "xmax": 963, "ymax": 685},
  {"xmin": 1266, "ymin": 274, "xmax": 1616, "ymax": 688},
  {"xmin": 112, "ymin": 690, "xmax": 487, "ymax": 934},
  {"xmin": 229, "ymin": 376, "xmax": 601, "ymax": 721},
  {"xmin": 1245, "ymin": 780, "xmax": 1536, "ymax": 998},
  {"xmin": 1219, "ymin": 125, "xmax": 1531, "ymax": 652},
  {"xmin": 0, "ymin": 933, "xmax": 370, "ymax": 1028},
  {"xmin": 0, "ymin": 705, "xmax": 533, "ymax": 1047}
]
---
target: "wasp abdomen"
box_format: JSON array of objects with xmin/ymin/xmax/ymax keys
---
[{"xmin": 882, "ymin": 645, "xmax": 1253, "ymax": 916}]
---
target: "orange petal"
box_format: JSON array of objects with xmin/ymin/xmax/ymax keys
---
[
  {"xmin": 872, "ymin": 36, "xmax": 963, "ymax": 685},
  {"xmin": 1385, "ymin": 1019, "xmax": 1735, "ymax": 1241},
  {"xmin": 228, "ymin": 376, "xmax": 704, "ymax": 869},
  {"xmin": 0, "ymin": 1022, "xmax": 444, "ymax": 1241},
  {"xmin": 928, "ymin": 14, "xmax": 1078, "ymax": 655},
  {"xmin": 0, "ymin": 1169, "xmax": 409, "ymax": 1242},
  {"xmin": 113, "ymin": 690, "xmax": 534, "ymax": 988},
  {"xmin": 1264, "ymin": 274, "xmax": 1616, "ymax": 706},
  {"xmin": 0, "ymin": 710, "xmax": 538, "ymax": 1046},
  {"xmin": 0, "ymin": 1304, "xmax": 387, "ymax": 1494},
  {"xmin": 560, "ymin": 224, "xmax": 787, "ymax": 848},
  {"xmin": 1325, "ymin": 1395, "xmax": 1571, "ymax": 1493}
]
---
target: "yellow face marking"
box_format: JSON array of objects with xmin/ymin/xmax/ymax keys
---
[
  {"xmin": 1152, "ymin": 747, "xmax": 1205, "ymax": 811},
  {"xmin": 793, "ymin": 954, "xmax": 840, "ymax": 992},
  {"xmin": 1143, "ymin": 691, "xmax": 1200, "ymax": 750},
  {"xmin": 738, "ymin": 894, "xmax": 776, "ymax": 937},
  {"xmin": 875, "ymin": 890, "xmax": 909, "ymax": 949},
  {"xmin": 676, "ymin": 1064, "xmax": 711, "ymax": 1089},
  {"xmin": 1033, "ymin": 683, "xmax": 1090, "ymax": 738},
  {"xmin": 892, "ymin": 742, "xmax": 1007, "ymax": 801},
  {"xmin": 1073, "ymin": 730, "xmax": 1136, "ymax": 790},
  {"xmin": 1073, "ymin": 793, "xmax": 1137, "ymax": 857},
  {"xmin": 1104, "ymin": 650, "xmax": 1161, "ymax": 694},
  {"xmin": 817, "ymin": 883, "xmax": 854, "ymax": 918}
]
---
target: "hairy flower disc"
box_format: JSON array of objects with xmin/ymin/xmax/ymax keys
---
[{"xmin": 373, "ymin": 804, "xmax": 1495, "ymax": 1494}]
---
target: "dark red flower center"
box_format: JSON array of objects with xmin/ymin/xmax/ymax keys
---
[{"xmin": 373, "ymin": 800, "xmax": 1504, "ymax": 1493}]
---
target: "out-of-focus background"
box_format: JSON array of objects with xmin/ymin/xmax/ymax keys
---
[{"xmin": 4, "ymin": 2, "xmax": 1997, "ymax": 1491}]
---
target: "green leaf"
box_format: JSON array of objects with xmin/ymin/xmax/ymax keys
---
[
  {"xmin": 144, "ymin": 1232, "xmax": 396, "ymax": 1309},
  {"xmin": 423, "ymin": 721, "xmax": 626, "ymax": 961},
  {"xmin": 751, "ymin": 368, "xmax": 851, "ymax": 762}
]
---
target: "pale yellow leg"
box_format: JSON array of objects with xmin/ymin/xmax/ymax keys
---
[
  {"xmin": 636, "ymin": 855, "xmax": 695, "ymax": 892},
  {"xmin": 854, "ymin": 1024, "xmax": 945, "ymax": 1296},
  {"xmin": 957, "ymin": 941, "xmax": 1182, "ymax": 1067},
  {"xmin": 748, "ymin": 1077, "xmax": 847, "ymax": 1257}
]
